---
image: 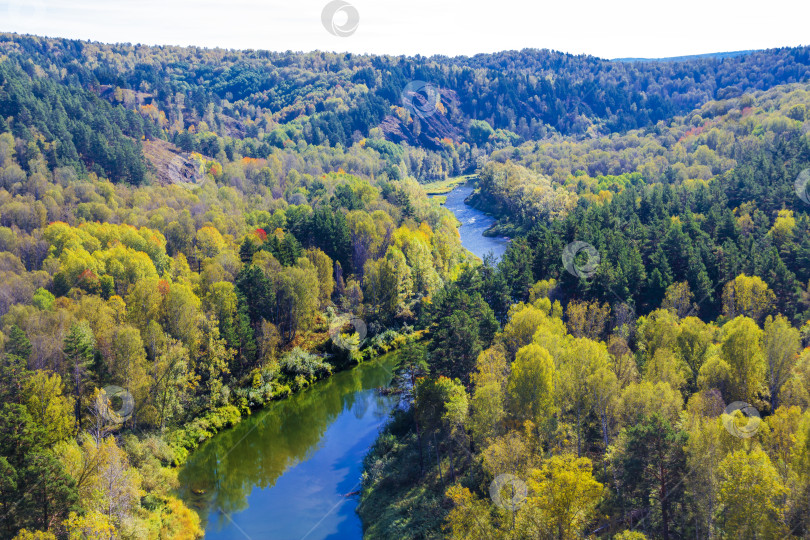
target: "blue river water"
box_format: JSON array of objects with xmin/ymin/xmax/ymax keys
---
[
  {"xmin": 178, "ymin": 356, "xmax": 399, "ymax": 540},
  {"xmin": 177, "ymin": 183, "xmax": 507, "ymax": 539},
  {"xmin": 440, "ymin": 183, "xmax": 510, "ymax": 261}
]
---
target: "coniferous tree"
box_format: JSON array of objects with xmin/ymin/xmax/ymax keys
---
[
  {"xmin": 62, "ymin": 322, "xmax": 96, "ymax": 430},
  {"xmin": 6, "ymin": 326, "xmax": 31, "ymax": 361}
]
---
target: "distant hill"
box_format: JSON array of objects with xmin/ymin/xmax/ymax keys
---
[
  {"xmin": 2, "ymin": 33, "xmax": 810, "ymax": 183},
  {"xmin": 614, "ymin": 49, "xmax": 758, "ymax": 62}
]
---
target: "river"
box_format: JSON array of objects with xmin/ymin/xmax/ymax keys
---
[
  {"xmin": 177, "ymin": 183, "xmax": 506, "ymax": 539},
  {"xmin": 178, "ymin": 355, "xmax": 399, "ymax": 539},
  {"xmin": 440, "ymin": 183, "xmax": 510, "ymax": 261}
]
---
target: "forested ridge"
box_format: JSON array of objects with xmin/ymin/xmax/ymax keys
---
[
  {"xmin": 359, "ymin": 83, "xmax": 810, "ymax": 539},
  {"xmin": 0, "ymin": 31, "xmax": 810, "ymax": 540},
  {"xmin": 2, "ymin": 33, "xmax": 810, "ymax": 182},
  {"xmin": 0, "ymin": 34, "xmax": 477, "ymax": 539},
  {"xmin": 0, "ymin": 126, "xmax": 470, "ymax": 536}
]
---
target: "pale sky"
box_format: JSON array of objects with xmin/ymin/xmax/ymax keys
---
[{"xmin": 0, "ymin": 0, "xmax": 806, "ymax": 60}]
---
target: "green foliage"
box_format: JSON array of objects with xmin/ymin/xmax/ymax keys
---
[
  {"xmin": 5, "ymin": 326, "xmax": 31, "ymax": 361},
  {"xmin": 31, "ymin": 289, "xmax": 55, "ymax": 311},
  {"xmin": 165, "ymin": 405, "xmax": 242, "ymax": 462},
  {"xmin": 62, "ymin": 322, "xmax": 96, "ymax": 428},
  {"xmin": 426, "ymin": 283, "xmax": 498, "ymax": 382},
  {"xmin": 602, "ymin": 416, "xmax": 686, "ymax": 539},
  {"xmin": 358, "ymin": 411, "xmax": 447, "ymax": 540},
  {"xmin": 279, "ymin": 347, "xmax": 332, "ymax": 386},
  {"xmin": 2, "ymin": 30, "xmax": 810, "ymax": 540},
  {"xmin": 0, "ymin": 61, "xmax": 149, "ymax": 184},
  {"xmin": 468, "ymin": 120, "xmax": 494, "ymax": 145},
  {"xmin": 0, "ymin": 404, "xmax": 79, "ymax": 536}
]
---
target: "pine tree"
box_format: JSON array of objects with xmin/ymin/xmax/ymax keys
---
[
  {"xmin": 0, "ymin": 354, "xmax": 30, "ymax": 404},
  {"xmin": 62, "ymin": 322, "xmax": 96, "ymax": 430},
  {"xmin": 5, "ymin": 326, "xmax": 31, "ymax": 361}
]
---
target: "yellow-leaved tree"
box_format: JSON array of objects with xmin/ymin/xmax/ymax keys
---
[
  {"xmin": 506, "ymin": 343, "xmax": 555, "ymax": 428},
  {"xmin": 63, "ymin": 511, "xmax": 115, "ymax": 540},
  {"xmin": 715, "ymin": 449, "xmax": 788, "ymax": 538},
  {"xmin": 719, "ymin": 316, "xmax": 766, "ymax": 403},
  {"xmin": 721, "ymin": 274, "xmax": 775, "ymax": 323},
  {"xmin": 520, "ymin": 455, "xmax": 603, "ymax": 539}
]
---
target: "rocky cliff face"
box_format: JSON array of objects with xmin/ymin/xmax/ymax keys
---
[
  {"xmin": 141, "ymin": 139, "xmax": 205, "ymax": 187},
  {"xmin": 379, "ymin": 87, "xmax": 463, "ymax": 149}
]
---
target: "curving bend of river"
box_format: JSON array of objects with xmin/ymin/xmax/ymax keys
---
[
  {"xmin": 178, "ymin": 356, "xmax": 399, "ymax": 539},
  {"xmin": 440, "ymin": 183, "xmax": 510, "ymax": 261},
  {"xmin": 178, "ymin": 183, "xmax": 506, "ymax": 539}
]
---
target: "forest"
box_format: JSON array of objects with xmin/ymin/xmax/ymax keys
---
[
  {"xmin": 359, "ymin": 80, "xmax": 810, "ymax": 539},
  {"xmin": 0, "ymin": 31, "xmax": 809, "ymax": 539}
]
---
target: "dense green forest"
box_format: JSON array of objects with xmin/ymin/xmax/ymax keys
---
[
  {"xmin": 0, "ymin": 31, "xmax": 810, "ymax": 540},
  {"xmin": 359, "ymin": 83, "xmax": 810, "ymax": 539},
  {"xmin": 2, "ymin": 33, "xmax": 810, "ymax": 183}
]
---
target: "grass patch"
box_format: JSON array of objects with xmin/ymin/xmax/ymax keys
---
[
  {"xmin": 422, "ymin": 174, "xmax": 476, "ymax": 195},
  {"xmin": 358, "ymin": 410, "xmax": 449, "ymax": 539}
]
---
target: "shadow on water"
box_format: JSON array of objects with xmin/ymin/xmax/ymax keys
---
[{"xmin": 178, "ymin": 353, "xmax": 400, "ymax": 539}]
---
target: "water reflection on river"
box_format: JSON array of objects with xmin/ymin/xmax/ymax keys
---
[
  {"xmin": 177, "ymin": 183, "xmax": 506, "ymax": 539},
  {"xmin": 178, "ymin": 355, "xmax": 398, "ymax": 539}
]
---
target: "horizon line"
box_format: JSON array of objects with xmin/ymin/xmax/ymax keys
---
[{"xmin": 3, "ymin": 30, "xmax": 807, "ymax": 64}]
